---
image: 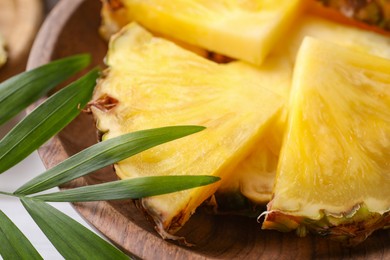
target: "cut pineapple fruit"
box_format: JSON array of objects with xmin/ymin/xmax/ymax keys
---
[
  {"xmin": 215, "ymin": 55, "xmax": 292, "ymax": 209},
  {"xmin": 275, "ymin": 14, "xmax": 390, "ymax": 62},
  {"xmin": 100, "ymin": 0, "xmax": 304, "ymax": 66},
  {"xmin": 221, "ymin": 17, "xmax": 390, "ymax": 209},
  {"xmin": 262, "ymin": 37, "xmax": 390, "ymax": 245},
  {"xmin": 100, "ymin": 0, "xmax": 209, "ymax": 59},
  {"xmin": 215, "ymin": 131, "xmax": 279, "ymax": 212},
  {"xmin": 0, "ymin": 32, "xmax": 6, "ymax": 68},
  {"xmin": 91, "ymin": 23, "xmax": 283, "ymax": 236}
]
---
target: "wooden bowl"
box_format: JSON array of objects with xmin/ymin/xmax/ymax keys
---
[{"xmin": 27, "ymin": 0, "xmax": 390, "ymax": 259}]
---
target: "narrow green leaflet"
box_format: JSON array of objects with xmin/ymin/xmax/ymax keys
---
[
  {"xmin": 0, "ymin": 69, "xmax": 99, "ymax": 174},
  {"xmin": 15, "ymin": 126, "xmax": 205, "ymax": 195},
  {"xmin": 33, "ymin": 176, "xmax": 220, "ymax": 202},
  {"xmin": 21, "ymin": 198, "xmax": 128, "ymax": 260},
  {"xmin": 0, "ymin": 210, "xmax": 42, "ymax": 260},
  {"xmin": 0, "ymin": 54, "xmax": 90, "ymax": 126}
]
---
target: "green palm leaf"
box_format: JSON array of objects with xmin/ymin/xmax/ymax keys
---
[
  {"xmin": 0, "ymin": 210, "xmax": 42, "ymax": 260},
  {"xmin": 15, "ymin": 126, "xmax": 205, "ymax": 195},
  {"xmin": 21, "ymin": 198, "xmax": 128, "ymax": 260},
  {"xmin": 0, "ymin": 54, "xmax": 90, "ymax": 126},
  {"xmin": 0, "ymin": 69, "xmax": 99, "ymax": 174},
  {"xmin": 32, "ymin": 175, "xmax": 220, "ymax": 202}
]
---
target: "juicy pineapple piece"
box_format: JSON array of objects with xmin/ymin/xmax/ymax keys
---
[
  {"xmin": 100, "ymin": 0, "xmax": 209, "ymax": 58},
  {"xmin": 91, "ymin": 23, "xmax": 283, "ymax": 236},
  {"xmin": 210, "ymin": 13, "xmax": 390, "ymax": 214},
  {"xmin": 262, "ymin": 37, "xmax": 390, "ymax": 245},
  {"xmin": 275, "ymin": 14, "xmax": 390, "ymax": 62},
  {"xmin": 100, "ymin": 0, "xmax": 304, "ymax": 66},
  {"xmin": 0, "ymin": 32, "xmax": 6, "ymax": 68}
]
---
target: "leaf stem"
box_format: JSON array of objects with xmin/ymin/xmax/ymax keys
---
[{"xmin": 0, "ymin": 191, "xmax": 16, "ymax": 197}]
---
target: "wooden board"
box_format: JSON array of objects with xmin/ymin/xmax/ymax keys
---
[
  {"xmin": 27, "ymin": 0, "xmax": 390, "ymax": 259},
  {"xmin": 0, "ymin": 0, "xmax": 43, "ymax": 81}
]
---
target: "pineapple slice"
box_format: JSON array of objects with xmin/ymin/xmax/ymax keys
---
[
  {"xmin": 208, "ymin": 13, "xmax": 390, "ymax": 214},
  {"xmin": 91, "ymin": 23, "xmax": 283, "ymax": 236},
  {"xmin": 262, "ymin": 37, "xmax": 390, "ymax": 245},
  {"xmin": 0, "ymin": 32, "xmax": 6, "ymax": 68},
  {"xmin": 101, "ymin": 0, "xmax": 304, "ymax": 66},
  {"xmin": 275, "ymin": 14, "xmax": 390, "ymax": 62}
]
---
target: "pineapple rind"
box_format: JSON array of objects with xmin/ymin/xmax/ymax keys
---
[
  {"xmin": 263, "ymin": 203, "xmax": 390, "ymax": 246},
  {"xmin": 317, "ymin": 0, "xmax": 390, "ymax": 31},
  {"xmin": 263, "ymin": 37, "xmax": 390, "ymax": 244},
  {"xmin": 92, "ymin": 23, "xmax": 283, "ymax": 234}
]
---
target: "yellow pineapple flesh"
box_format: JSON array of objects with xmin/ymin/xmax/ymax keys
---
[
  {"xmin": 262, "ymin": 37, "xmax": 390, "ymax": 245},
  {"xmin": 91, "ymin": 23, "xmax": 283, "ymax": 236},
  {"xmin": 275, "ymin": 14, "xmax": 390, "ymax": 62},
  {"xmin": 220, "ymin": 14, "xmax": 390, "ymax": 212},
  {"xmin": 100, "ymin": 0, "xmax": 304, "ymax": 66},
  {"xmin": 211, "ymin": 12, "xmax": 390, "ymax": 211},
  {"xmin": 215, "ymin": 55, "xmax": 292, "ymax": 209}
]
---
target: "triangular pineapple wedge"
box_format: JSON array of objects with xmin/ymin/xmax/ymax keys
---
[
  {"xmin": 216, "ymin": 13, "xmax": 390, "ymax": 213},
  {"xmin": 262, "ymin": 37, "xmax": 390, "ymax": 245},
  {"xmin": 100, "ymin": 0, "xmax": 304, "ymax": 66},
  {"xmin": 91, "ymin": 23, "xmax": 283, "ymax": 236}
]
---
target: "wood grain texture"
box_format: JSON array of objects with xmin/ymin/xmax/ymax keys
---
[
  {"xmin": 27, "ymin": 0, "xmax": 390, "ymax": 259},
  {"xmin": 0, "ymin": 0, "xmax": 43, "ymax": 81}
]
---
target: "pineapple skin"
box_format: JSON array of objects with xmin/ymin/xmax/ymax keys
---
[
  {"xmin": 263, "ymin": 204, "xmax": 390, "ymax": 246},
  {"xmin": 263, "ymin": 37, "xmax": 390, "ymax": 246},
  {"xmin": 317, "ymin": 0, "xmax": 390, "ymax": 31}
]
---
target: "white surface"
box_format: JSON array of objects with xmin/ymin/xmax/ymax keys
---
[{"xmin": 0, "ymin": 120, "xmax": 96, "ymax": 259}]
